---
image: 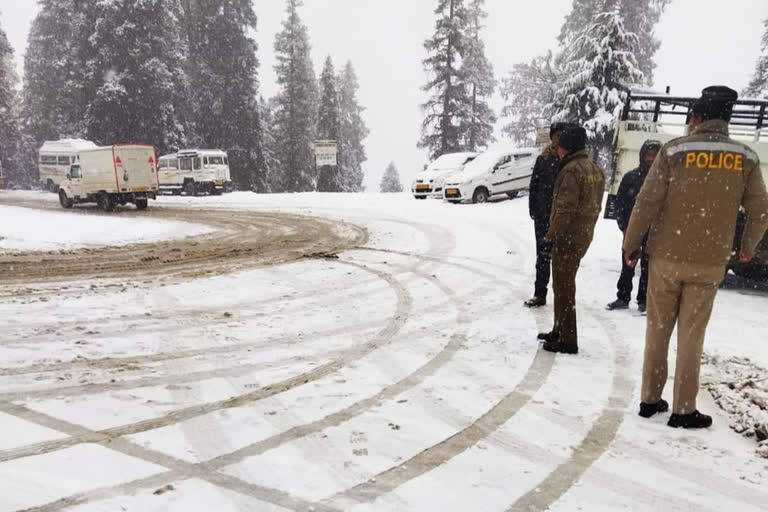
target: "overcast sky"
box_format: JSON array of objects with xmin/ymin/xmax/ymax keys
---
[{"xmin": 1, "ymin": 0, "xmax": 767, "ymax": 190}]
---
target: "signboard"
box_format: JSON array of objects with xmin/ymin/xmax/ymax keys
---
[
  {"xmin": 314, "ymin": 140, "xmax": 338, "ymax": 167},
  {"xmin": 535, "ymin": 126, "xmax": 550, "ymax": 145}
]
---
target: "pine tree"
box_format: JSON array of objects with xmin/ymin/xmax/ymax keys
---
[
  {"xmin": 271, "ymin": 0, "xmax": 318, "ymax": 193},
  {"xmin": 420, "ymin": 0, "xmax": 471, "ymax": 160},
  {"xmin": 460, "ymin": 0, "xmax": 495, "ymax": 151},
  {"xmin": 338, "ymin": 61, "xmax": 368, "ymax": 192},
  {"xmin": 316, "ymin": 56, "xmax": 342, "ymax": 192},
  {"xmin": 0, "ymin": 14, "xmax": 22, "ymax": 186},
  {"xmin": 258, "ymin": 97, "xmax": 279, "ymax": 192},
  {"xmin": 84, "ymin": 0, "xmax": 190, "ymax": 156},
  {"xmin": 500, "ymin": 51, "xmax": 560, "ymax": 145},
  {"xmin": 745, "ymin": 18, "xmax": 768, "ymax": 98},
  {"xmin": 550, "ymin": 5, "xmax": 644, "ymax": 157},
  {"xmin": 180, "ymin": 0, "xmax": 266, "ymax": 191},
  {"xmin": 380, "ymin": 162, "xmax": 403, "ymax": 193}
]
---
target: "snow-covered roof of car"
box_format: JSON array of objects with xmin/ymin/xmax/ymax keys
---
[{"xmin": 39, "ymin": 139, "xmax": 98, "ymax": 153}]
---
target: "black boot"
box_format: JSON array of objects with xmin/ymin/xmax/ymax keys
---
[
  {"xmin": 668, "ymin": 410, "xmax": 712, "ymax": 429},
  {"xmin": 606, "ymin": 299, "xmax": 629, "ymax": 311},
  {"xmin": 542, "ymin": 340, "xmax": 578, "ymax": 354},
  {"xmin": 537, "ymin": 331, "xmax": 557, "ymax": 342},
  {"xmin": 637, "ymin": 302, "xmax": 647, "ymax": 313},
  {"xmin": 638, "ymin": 399, "xmax": 668, "ymax": 418},
  {"xmin": 524, "ymin": 296, "xmax": 546, "ymax": 308}
]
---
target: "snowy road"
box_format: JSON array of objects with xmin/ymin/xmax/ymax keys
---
[{"xmin": 0, "ymin": 191, "xmax": 766, "ymax": 512}]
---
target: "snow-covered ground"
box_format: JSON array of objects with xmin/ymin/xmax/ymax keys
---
[
  {"xmin": 0, "ymin": 190, "xmax": 766, "ymax": 512},
  {"xmin": 0, "ymin": 204, "xmax": 210, "ymax": 252}
]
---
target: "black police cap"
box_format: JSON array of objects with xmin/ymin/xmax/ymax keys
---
[
  {"xmin": 558, "ymin": 126, "xmax": 588, "ymax": 153},
  {"xmin": 691, "ymin": 85, "xmax": 738, "ymax": 121},
  {"xmin": 550, "ymin": 122, "xmax": 571, "ymax": 138}
]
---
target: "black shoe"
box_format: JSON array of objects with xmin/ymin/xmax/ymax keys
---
[
  {"xmin": 638, "ymin": 399, "xmax": 668, "ymax": 418},
  {"xmin": 638, "ymin": 303, "xmax": 647, "ymax": 313},
  {"xmin": 607, "ymin": 299, "xmax": 629, "ymax": 311},
  {"xmin": 537, "ymin": 331, "xmax": 557, "ymax": 342},
  {"xmin": 542, "ymin": 340, "xmax": 578, "ymax": 354},
  {"xmin": 667, "ymin": 410, "xmax": 713, "ymax": 429},
  {"xmin": 524, "ymin": 296, "xmax": 546, "ymax": 308}
]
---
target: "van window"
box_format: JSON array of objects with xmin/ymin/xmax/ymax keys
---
[
  {"xmin": 209, "ymin": 156, "xmax": 224, "ymax": 165},
  {"xmin": 224, "ymin": 157, "xmax": 229, "ymax": 166},
  {"xmin": 179, "ymin": 157, "xmax": 193, "ymax": 171},
  {"xmin": 203, "ymin": 157, "xmax": 209, "ymax": 166},
  {"xmin": 194, "ymin": 157, "xmax": 201, "ymax": 170},
  {"xmin": 161, "ymin": 158, "xmax": 178, "ymax": 170},
  {"xmin": 70, "ymin": 165, "xmax": 82, "ymax": 179},
  {"xmin": 58, "ymin": 156, "xmax": 71, "ymax": 165},
  {"xmin": 40, "ymin": 155, "xmax": 58, "ymax": 165}
]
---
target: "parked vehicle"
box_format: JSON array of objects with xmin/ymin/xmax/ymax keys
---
[
  {"xmin": 38, "ymin": 139, "xmax": 97, "ymax": 192},
  {"xmin": 158, "ymin": 149, "xmax": 233, "ymax": 196},
  {"xmin": 411, "ymin": 152, "xmax": 477, "ymax": 199},
  {"xmin": 443, "ymin": 147, "xmax": 537, "ymax": 204},
  {"xmin": 57, "ymin": 145, "xmax": 159, "ymax": 211},
  {"xmin": 606, "ymin": 92, "xmax": 768, "ymax": 280}
]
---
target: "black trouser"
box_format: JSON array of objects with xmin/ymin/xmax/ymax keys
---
[
  {"xmin": 616, "ymin": 238, "xmax": 649, "ymax": 305},
  {"xmin": 533, "ymin": 218, "xmax": 552, "ymax": 298}
]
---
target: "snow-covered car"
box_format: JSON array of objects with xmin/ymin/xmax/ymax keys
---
[
  {"xmin": 38, "ymin": 139, "xmax": 98, "ymax": 193},
  {"xmin": 411, "ymin": 152, "xmax": 477, "ymax": 199},
  {"xmin": 443, "ymin": 147, "xmax": 537, "ymax": 204}
]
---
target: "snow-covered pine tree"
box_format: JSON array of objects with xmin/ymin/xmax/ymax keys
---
[
  {"xmin": 271, "ymin": 0, "xmax": 319, "ymax": 193},
  {"xmin": 550, "ymin": 3, "xmax": 644, "ymax": 161},
  {"xmin": 500, "ymin": 52, "xmax": 560, "ymax": 145},
  {"xmin": 257, "ymin": 97, "xmax": 279, "ymax": 192},
  {"xmin": 420, "ymin": 0, "xmax": 471, "ymax": 160},
  {"xmin": 460, "ymin": 0, "xmax": 496, "ymax": 152},
  {"xmin": 84, "ymin": 0, "xmax": 190, "ymax": 156},
  {"xmin": 316, "ymin": 56, "xmax": 342, "ymax": 192},
  {"xmin": 337, "ymin": 61, "xmax": 368, "ymax": 192},
  {"xmin": 181, "ymin": 0, "xmax": 266, "ymax": 192},
  {"xmin": 0, "ymin": 14, "xmax": 23, "ymax": 186},
  {"xmin": 745, "ymin": 18, "xmax": 768, "ymax": 98},
  {"xmin": 380, "ymin": 162, "xmax": 403, "ymax": 193}
]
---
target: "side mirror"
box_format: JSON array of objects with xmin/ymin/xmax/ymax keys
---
[{"xmin": 66, "ymin": 173, "xmax": 71, "ymax": 180}]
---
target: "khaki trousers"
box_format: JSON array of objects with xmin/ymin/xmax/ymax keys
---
[
  {"xmin": 551, "ymin": 243, "xmax": 589, "ymax": 348},
  {"xmin": 642, "ymin": 258, "xmax": 723, "ymax": 414}
]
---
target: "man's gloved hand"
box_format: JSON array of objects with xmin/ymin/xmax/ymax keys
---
[
  {"xmin": 624, "ymin": 249, "xmax": 641, "ymax": 268},
  {"xmin": 739, "ymin": 250, "xmax": 754, "ymax": 263}
]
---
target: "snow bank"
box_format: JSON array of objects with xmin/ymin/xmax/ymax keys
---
[{"xmin": 0, "ymin": 205, "xmax": 210, "ymax": 252}]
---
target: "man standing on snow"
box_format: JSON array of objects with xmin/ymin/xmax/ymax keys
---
[
  {"xmin": 625, "ymin": 86, "xmax": 768, "ymax": 429},
  {"xmin": 525, "ymin": 122, "xmax": 572, "ymax": 308},
  {"xmin": 539, "ymin": 126, "xmax": 605, "ymax": 354},
  {"xmin": 607, "ymin": 140, "xmax": 662, "ymax": 313}
]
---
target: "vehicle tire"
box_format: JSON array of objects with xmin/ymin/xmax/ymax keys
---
[
  {"xmin": 58, "ymin": 189, "xmax": 73, "ymax": 209},
  {"xmin": 472, "ymin": 187, "xmax": 490, "ymax": 204},
  {"xmin": 506, "ymin": 191, "xmax": 520, "ymax": 199},
  {"xmin": 135, "ymin": 198, "xmax": 148, "ymax": 210},
  {"xmin": 97, "ymin": 193, "xmax": 114, "ymax": 212},
  {"xmin": 171, "ymin": 189, "xmax": 181, "ymax": 196},
  {"xmin": 415, "ymin": 196, "xmax": 427, "ymax": 200},
  {"xmin": 47, "ymin": 180, "xmax": 57, "ymax": 193},
  {"xmin": 184, "ymin": 181, "xmax": 196, "ymax": 197},
  {"xmin": 211, "ymin": 188, "xmax": 223, "ymax": 196}
]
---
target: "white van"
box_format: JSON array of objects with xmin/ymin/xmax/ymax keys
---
[
  {"xmin": 443, "ymin": 147, "xmax": 537, "ymax": 204},
  {"xmin": 58, "ymin": 145, "xmax": 159, "ymax": 211},
  {"xmin": 159, "ymin": 149, "xmax": 232, "ymax": 195},
  {"xmin": 38, "ymin": 139, "xmax": 97, "ymax": 192},
  {"xmin": 411, "ymin": 152, "xmax": 477, "ymax": 199}
]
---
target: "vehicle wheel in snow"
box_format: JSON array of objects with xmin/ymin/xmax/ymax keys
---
[
  {"xmin": 172, "ymin": 189, "xmax": 181, "ymax": 196},
  {"xmin": 211, "ymin": 188, "xmax": 223, "ymax": 196},
  {"xmin": 184, "ymin": 181, "xmax": 197, "ymax": 196},
  {"xmin": 414, "ymin": 196, "xmax": 427, "ymax": 200},
  {"xmin": 472, "ymin": 187, "xmax": 489, "ymax": 204},
  {"xmin": 135, "ymin": 198, "xmax": 148, "ymax": 210},
  {"xmin": 58, "ymin": 190, "xmax": 73, "ymax": 209},
  {"xmin": 98, "ymin": 193, "xmax": 114, "ymax": 212},
  {"xmin": 47, "ymin": 180, "xmax": 58, "ymax": 193},
  {"xmin": 506, "ymin": 191, "xmax": 520, "ymax": 199}
]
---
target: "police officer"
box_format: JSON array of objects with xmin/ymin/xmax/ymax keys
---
[
  {"xmin": 525, "ymin": 123, "xmax": 572, "ymax": 308},
  {"xmin": 607, "ymin": 139, "xmax": 662, "ymax": 313},
  {"xmin": 624, "ymin": 86, "xmax": 768, "ymax": 428},
  {"xmin": 539, "ymin": 126, "xmax": 605, "ymax": 354}
]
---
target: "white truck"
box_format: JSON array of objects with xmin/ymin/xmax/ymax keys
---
[
  {"xmin": 157, "ymin": 149, "xmax": 232, "ymax": 196},
  {"xmin": 38, "ymin": 139, "xmax": 97, "ymax": 192},
  {"xmin": 606, "ymin": 92, "xmax": 768, "ymax": 280},
  {"xmin": 57, "ymin": 145, "xmax": 159, "ymax": 211}
]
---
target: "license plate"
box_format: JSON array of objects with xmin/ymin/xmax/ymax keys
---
[
  {"xmin": 416, "ymin": 184, "xmax": 430, "ymax": 191},
  {"xmin": 133, "ymin": 187, "xmax": 148, "ymax": 192},
  {"xmin": 215, "ymin": 180, "xmax": 223, "ymax": 186},
  {"xmin": 445, "ymin": 189, "xmax": 459, "ymax": 197}
]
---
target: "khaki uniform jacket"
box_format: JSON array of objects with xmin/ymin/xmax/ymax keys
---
[
  {"xmin": 624, "ymin": 120, "xmax": 768, "ymax": 266},
  {"xmin": 546, "ymin": 149, "xmax": 606, "ymax": 247}
]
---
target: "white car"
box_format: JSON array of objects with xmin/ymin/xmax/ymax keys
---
[
  {"xmin": 443, "ymin": 147, "xmax": 538, "ymax": 204},
  {"xmin": 411, "ymin": 152, "xmax": 477, "ymax": 199}
]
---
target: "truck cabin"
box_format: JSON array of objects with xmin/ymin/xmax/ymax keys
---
[{"xmin": 605, "ymin": 92, "xmax": 768, "ymax": 219}]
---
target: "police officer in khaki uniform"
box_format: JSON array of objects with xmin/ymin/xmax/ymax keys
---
[
  {"xmin": 624, "ymin": 86, "xmax": 768, "ymax": 429},
  {"xmin": 538, "ymin": 126, "xmax": 605, "ymax": 354}
]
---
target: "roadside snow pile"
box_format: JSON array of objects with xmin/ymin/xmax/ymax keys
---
[
  {"xmin": 0, "ymin": 205, "xmax": 211, "ymax": 252},
  {"xmin": 703, "ymin": 355, "xmax": 768, "ymax": 458}
]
